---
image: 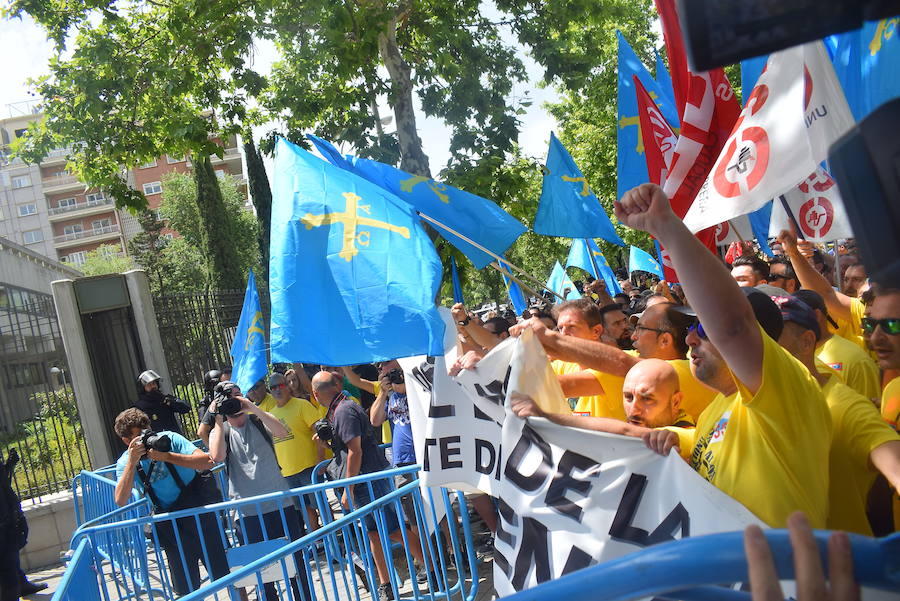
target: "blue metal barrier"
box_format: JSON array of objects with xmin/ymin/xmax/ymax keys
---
[
  {"xmin": 500, "ymin": 529, "xmax": 900, "ymax": 601},
  {"xmin": 66, "ymin": 465, "xmax": 479, "ymax": 601},
  {"xmin": 51, "ymin": 539, "xmax": 102, "ymax": 601}
]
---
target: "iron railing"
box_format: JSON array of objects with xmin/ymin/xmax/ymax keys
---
[
  {"xmin": 0, "ymin": 282, "xmax": 91, "ymax": 500},
  {"xmin": 152, "ymin": 289, "xmax": 270, "ymax": 435}
]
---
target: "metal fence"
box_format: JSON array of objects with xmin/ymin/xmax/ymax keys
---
[
  {"xmin": 152, "ymin": 289, "xmax": 270, "ymax": 436},
  {"xmin": 0, "ymin": 282, "xmax": 91, "ymax": 500}
]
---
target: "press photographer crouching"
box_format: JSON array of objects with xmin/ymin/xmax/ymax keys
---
[
  {"xmin": 113, "ymin": 408, "xmax": 229, "ymax": 596},
  {"xmin": 207, "ymin": 381, "xmax": 312, "ymax": 601}
]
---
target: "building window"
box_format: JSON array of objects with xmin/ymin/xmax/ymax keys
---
[
  {"xmin": 11, "ymin": 174, "xmax": 31, "ymax": 189},
  {"xmin": 17, "ymin": 203, "xmax": 37, "ymax": 217},
  {"xmin": 161, "ymin": 232, "xmax": 174, "ymax": 240},
  {"xmin": 65, "ymin": 251, "xmax": 87, "ymax": 265},
  {"xmin": 167, "ymin": 155, "xmax": 185, "ymax": 164},
  {"xmin": 85, "ymin": 192, "xmax": 106, "ymax": 204},
  {"xmin": 153, "ymin": 209, "xmax": 165, "ymax": 222},
  {"xmin": 143, "ymin": 181, "xmax": 162, "ymax": 195},
  {"xmin": 139, "ymin": 159, "xmax": 157, "ymax": 169},
  {"xmin": 215, "ymin": 169, "xmax": 227, "ymax": 180},
  {"xmin": 63, "ymin": 224, "xmax": 83, "ymax": 237},
  {"xmin": 91, "ymin": 218, "xmax": 112, "ymax": 232},
  {"xmin": 14, "ymin": 128, "xmax": 27, "ymax": 138},
  {"xmin": 23, "ymin": 229, "xmax": 43, "ymax": 244},
  {"xmin": 57, "ymin": 197, "xmax": 77, "ymax": 209}
]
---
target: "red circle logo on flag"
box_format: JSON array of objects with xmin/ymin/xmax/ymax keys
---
[
  {"xmin": 803, "ymin": 66, "xmax": 813, "ymax": 111},
  {"xmin": 712, "ymin": 127, "xmax": 770, "ymax": 198},
  {"xmin": 799, "ymin": 197, "xmax": 834, "ymax": 239},
  {"xmin": 715, "ymin": 222, "xmax": 730, "ymax": 244}
]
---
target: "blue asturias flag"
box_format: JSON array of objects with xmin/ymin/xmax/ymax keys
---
[
  {"xmin": 566, "ymin": 239, "xmax": 622, "ymax": 295},
  {"xmin": 499, "ymin": 260, "xmax": 528, "ymax": 316},
  {"xmin": 270, "ymin": 138, "xmax": 445, "ymax": 365},
  {"xmin": 546, "ymin": 261, "xmax": 582, "ymax": 302},
  {"xmin": 450, "ymin": 256, "xmax": 464, "ymax": 304},
  {"xmin": 534, "ymin": 132, "xmax": 624, "ymax": 244},
  {"xmin": 828, "ymin": 20, "xmax": 900, "ymax": 121},
  {"xmin": 617, "ymin": 31, "xmax": 681, "ymax": 201},
  {"xmin": 230, "ymin": 270, "xmax": 268, "ymax": 393},
  {"xmin": 629, "ymin": 245, "xmax": 664, "ymax": 279},
  {"xmin": 654, "ymin": 50, "xmax": 676, "ymax": 106},
  {"xmin": 307, "ymin": 135, "xmax": 526, "ymax": 270}
]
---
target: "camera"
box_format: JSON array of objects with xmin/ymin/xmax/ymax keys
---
[
  {"xmin": 313, "ymin": 419, "xmax": 334, "ymax": 442},
  {"xmin": 212, "ymin": 381, "xmax": 243, "ymax": 416},
  {"xmin": 140, "ymin": 429, "xmax": 172, "ymax": 453},
  {"xmin": 387, "ymin": 368, "xmax": 405, "ymax": 385}
]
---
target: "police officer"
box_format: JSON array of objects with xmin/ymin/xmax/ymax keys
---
[{"xmin": 133, "ymin": 370, "xmax": 191, "ymax": 434}]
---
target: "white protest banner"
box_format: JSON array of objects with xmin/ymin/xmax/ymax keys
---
[
  {"xmin": 769, "ymin": 167, "xmax": 853, "ymax": 242},
  {"xmin": 684, "ymin": 41, "xmax": 855, "ymax": 233},
  {"xmin": 714, "ymin": 215, "xmax": 753, "ymax": 247}
]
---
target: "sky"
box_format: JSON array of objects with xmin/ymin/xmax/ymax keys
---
[{"xmin": 0, "ymin": 13, "xmax": 561, "ymax": 173}]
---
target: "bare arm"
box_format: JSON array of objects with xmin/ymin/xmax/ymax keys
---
[
  {"xmin": 557, "ymin": 371, "xmax": 605, "ymax": 397},
  {"xmin": 870, "ymin": 440, "xmax": 900, "ymax": 492},
  {"xmin": 510, "ymin": 318, "xmax": 640, "ymax": 377},
  {"xmin": 207, "ymin": 414, "xmax": 228, "ymax": 463},
  {"xmin": 344, "ymin": 437, "xmax": 363, "ymax": 495},
  {"xmin": 114, "ymin": 439, "xmax": 144, "ymax": 507},
  {"xmin": 452, "ymin": 302, "xmax": 502, "ymax": 350},
  {"xmin": 243, "ymin": 398, "xmax": 289, "ymax": 438},
  {"xmin": 615, "ymin": 184, "xmax": 763, "ymax": 393},
  {"xmin": 511, "ymin": 393, "xmax": 645, "ymax": 436},
  {"xmin": 778, "ymin": 229, "xmax": 854, "ymax": 322},
  {"xmin": 369, "ymin": 378, "xmax": 390, "ymax": 428},
  {"xmin": 196, "ymin": 422, "xmax": 212, "ymax": 448},
  {"xmin": 150, "ymin": 448, "xmax": 212, "ymax": 470},
  {"xmin": 290, "ymin": 364, "xmax": 312, "ymax": 396},
  {"xmin": 340, "ymin": 366, "xmax": 376, "ymax": 395}
]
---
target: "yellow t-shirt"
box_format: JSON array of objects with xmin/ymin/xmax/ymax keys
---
[
  {"xmin": 822, "ymin": 375, "xmax": 900, "ymax": 535},
  {"xmin": 553, "ymin": 360, "xmax": 627, "ymax": 421},
  {"xmin": 830, "ymin": 297, "xmax": 867, "ymax": 351},
  {"xmin": 881, "ymin": 377, "xmax": 900, "ymax": 431},
  {"xmin": 668, "ymin": 359, "xmax": 719, "ymax": 422},
  {"xmin": 817, "ymin": 334, "xmax": 881, "ymax": 402},
  {"xmin": 683, "ymin": 326, "xmax": 832, "ymax": 528},
  {"xmin": 259, "ymin": 396, "xmax": 330, "ymax": 476}
]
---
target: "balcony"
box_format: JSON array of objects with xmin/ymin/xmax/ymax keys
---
[
  {"xmin": 210, "ymin": 147, "xmax": 242, "ymax": 166},
  {"xmin": 53, "ymin": 224, "xmax": 121, "ymax": 250},
  {"xmin": 40, "ymin": 147, "xmax": 72, "ymax": 166},
  {"xmin": 41, "ymin": 173, "xmax": 87, "ymax": 194},
  {"xmin": 47, "ymin": 197, "xmax": 114, "ymax": 221}
]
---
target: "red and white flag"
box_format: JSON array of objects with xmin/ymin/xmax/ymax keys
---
[
  {"xmin": 714, "ymin": 215, "xmax": 753, "ymax": 247},
  {"xmin": 635, "ymin": 76, "xmax": 678, "ymax": 189},
  {"xmin": 684, "ymin": 42, "xmax": 855, "ymax": 233},
  {"xmin": 769, "ymin": 167, "xmax": 854, "ymax": 242}
]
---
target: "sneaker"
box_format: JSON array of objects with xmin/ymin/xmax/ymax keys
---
[
  {"xmin": 377, "ymin": 583, "xmax": 394, "ymax": 601},
  {"xmin": 415, "ymin": 563, "xmax": 429, "ymax": 584}
]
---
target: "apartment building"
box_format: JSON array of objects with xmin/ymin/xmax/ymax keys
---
[{"xmin": 1, "ymin": 103, "xmax": 246, "ymax": 267}]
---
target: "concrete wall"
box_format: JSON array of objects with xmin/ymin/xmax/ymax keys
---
[
  {"xmin": 0, "ymin": 236, "xmax": 81, "ymax": 295},
  {"xmin": 19, "ymin": 491, "xmax": 75, "ymax": 571}
]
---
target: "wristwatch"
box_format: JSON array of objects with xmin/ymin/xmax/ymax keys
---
[{"xmin": 457, "ymin": 316, "xmax": 471, "ymax": 326}]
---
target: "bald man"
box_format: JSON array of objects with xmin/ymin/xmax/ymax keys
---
[{"xmin": 511, "ymin": 359, "xmax": 695, "ymax": 437}]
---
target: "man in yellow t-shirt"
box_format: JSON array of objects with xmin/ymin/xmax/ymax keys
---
[
  {"xmin": 774, "ymin": 295, "xmax": 900, "ymax": 535},
  {"xmin": 620, "ymin": 184, "xmax": 832, "ymax": 529},
  {"xmin": 793, "ymin": 289, "xmax": 881, "ymax": 402},
  {"xmin": 259, "ymin": 373, "xmax": 329, "ymax": 528}
]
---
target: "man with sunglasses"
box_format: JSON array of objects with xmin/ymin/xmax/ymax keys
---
[
  {"xmin": 863, "ymin": 288, "xmax": 900, "ymax": 427},
  {"xmin": 259, "ymin": 372, "xmax": 329, "ymax": 529},
  {"xmin": 616, "ymin": 183, "xmax": 831, "ymax": 529},
  {"xmin": 773, "ymin": 295, "xmax": 900, "ymax": 535},
  {"xmin": 767, "ymin": 257, "xmax": 799, "ymax": 294}
]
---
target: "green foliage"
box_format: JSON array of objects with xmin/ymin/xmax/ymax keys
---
[
  {"xmin": 127, "ymin": 209, "xmax": 168, "ymax": 291},
  {"xmin": 78, "ymin": 243, "xmax": 135, "ymax": 276},
  {"xmin": 158, "ymin": 238, "xmax": 207, "ymax": 293}
]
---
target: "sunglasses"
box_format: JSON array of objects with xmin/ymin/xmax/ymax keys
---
[
  {"xmin": 271, "ymin": 383, "xmax": 287, "ymax": 390},
  {"xmin": 687, "ymin": 322, "xmax": 708, "ymax": 340},
  {"xmin": 861, "ymin": 317, "xmax": 900, "ymax": 336},
  {"xmin": 635, "ymin": 324, "xmax": 669, "ymax": 335}
]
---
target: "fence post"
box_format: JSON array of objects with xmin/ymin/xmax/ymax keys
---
[
  {"xmin": 123, "ymin": 270, "xmax": 172, "ymax": 385},
  {"xmin": 51, "ymin": 278, "xmax": 112, "ymax": 468}
]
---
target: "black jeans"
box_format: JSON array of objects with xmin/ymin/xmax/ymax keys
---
[{"xmin": 240, "ymin": 506, "xmax": 311, "ymax": 601}]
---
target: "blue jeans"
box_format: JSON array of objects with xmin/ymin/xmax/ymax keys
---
[
  {"xmin": 285, "ymin": 467, "xmax": 316, "ymax": 508},
  {"xmin": 350, "ymin": 477, "xmax": 400, "ymax": 534}
]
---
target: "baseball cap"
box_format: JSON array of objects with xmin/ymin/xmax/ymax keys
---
[
  {"xmin": 793, "ymin": 289, "xmax": 838, "ymax": 328},
  {"xmin": 772, "ymin": 295, "xmax": 821, "ymax": 340},
  {"xmin": 741, "ymin": 288, "xmax": 784, "ymax": 341}
]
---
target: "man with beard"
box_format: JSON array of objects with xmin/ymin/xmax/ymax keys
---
[
  {"xmin": 511, "ymin": 359, "xmax": 694, "ymax": 434},
  {"xmin": 133, "ymin": 370, "xmax": 190, "ymax": 435},
  {"xmin": 598, "ymin": 303, "xmax": 633, "ymax": 349}
]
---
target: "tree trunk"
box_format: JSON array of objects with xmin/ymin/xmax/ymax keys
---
[
  {"xmin": 243, "ymin": 137, "xmax": 272, "ymax": 285},
  {"xmin": 378, "ymin": 13, "xmax": 431, "ymax": 178},
  {"xmin": 193, "ymin": 155, "xmax": 245, "ymax": 290}
]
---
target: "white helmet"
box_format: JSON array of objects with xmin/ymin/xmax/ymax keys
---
[{"xmin": 138, "ymin": 370, "xmax": 161, "ymax": 387}]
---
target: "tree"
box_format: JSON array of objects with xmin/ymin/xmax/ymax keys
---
[
  {"xmin": 160, "ymin": 169, "xmax": 259, "ymax": 289},
  {"xmin": 78, "ymin": 244, "xmax": 135, "ymax": 276},
  {"xmin": 243, "ymin": 137, "xmax": 272, "ymax": 283},
  {"xmin": 127, "ymin": 210, "xmax": 168, "ymax": 291}
]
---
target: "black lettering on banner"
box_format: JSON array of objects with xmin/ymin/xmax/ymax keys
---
[
  {"xmin": 504, "ymin": 424, "xmax": 553, "ymax": 492},
  {"xmin": 496, "ymin": 497, "xmax": 518, "ymax": 547},
  {"xmin": 473, "ymin": 404, "xmax": 495, "ymax": 422},
  {"xmin": 511, "ymin": 517, "xmax": 551, "ymax": 590},
  {"xmin": 609, "ymin": 473, "xmax": 691, "ymax": 547},
  {"xmin": 494, "ymin": 443, "xmax": 502, "ymax": 480},
  {"xmin": 494, "ymin": 548, "xmax": 512, "ymax": 578},
  {"xmin": 440, "ymin": 436, "xmax": 463, "ymax": 469},
  {"xmin": 474, "ymin": 439, "xmax": 497, "ymax": 475},
  {"xmin": 473, "ymin": 366, "xmax": 512, "ymax": 407},
  {"xmin": 411, "ymin": 357, "xmax": 435, "ymax": 392},
  {"xmin": 561, "ymin": 545, "xmax": 595, "ymax": 576},
  {"xmin": 546, "ymin": 451, "xmax": 600, "ymax": 523},
  {"xmin": 423, "ymin": 438, "xmax": 438, "ymax": 471}
]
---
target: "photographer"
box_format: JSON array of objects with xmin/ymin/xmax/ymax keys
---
[
  {"xmin": 134, "ymin": 370, "xmax": 190, "ymax": 435},
  {"xmin": 207, "ymin": 382, "xmax": 311, "ymax": 601},
  {"xmin": 113, "ymin": 408, "xmax": 229, "ymax": 596},
  {"xmin": 198, "ymin": 369, "xmax": 224, "ymax": 421}
]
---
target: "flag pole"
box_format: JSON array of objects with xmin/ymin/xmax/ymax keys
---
[
  {"xmin": 727, "ymin": 220, "xmax": 747, "ymax": 244},
  {"xmin": 779, "ymin": 195, "xmax": 806, "ymax": 241},
  {"xmin": 584, "ymin": 239, "xmax": 603, "ymax": 281},
  {"xmin": 416, "ymin": 211, "xmax": 564, "ymax": 300},
  {"xmin": 489, "ymin": 262, "xmax": 559, "ymax": 306}
]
